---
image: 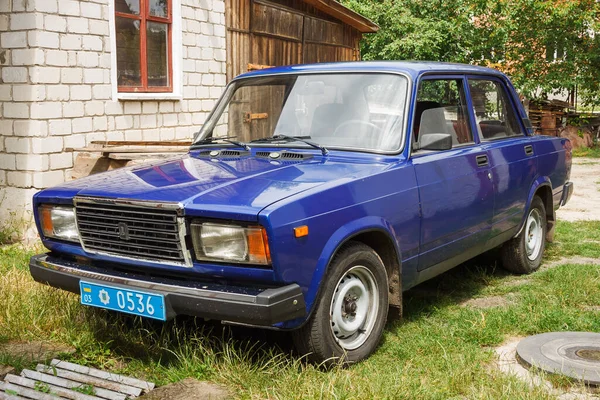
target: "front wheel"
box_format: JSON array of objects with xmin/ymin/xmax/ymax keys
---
[
  {"xmin": 292, "ymin": 242, "xmax": 389, "ymax": 366},
  {"xmin": 501, "ymin": 196, "xmax": 547, "ymax": 274}
]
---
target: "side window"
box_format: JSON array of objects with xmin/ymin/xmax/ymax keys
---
[
  {"xmin": 468, "ymin": 80, "xmax": 523, "ymax": 140},
  {"xmin": 413, "ymin": 79, "xmax": 474, "ymax": 150}
]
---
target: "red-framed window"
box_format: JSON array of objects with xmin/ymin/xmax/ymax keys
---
[{"xmin": 115, "ymin": 0, "xmax": 173, "ymax": 92}]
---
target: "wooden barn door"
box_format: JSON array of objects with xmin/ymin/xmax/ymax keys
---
[{"xmin": 226, "ymin": 0, "xmax": 360, "ymax": 79}]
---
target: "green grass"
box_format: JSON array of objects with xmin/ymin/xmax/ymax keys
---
[
  {"xmin": 545, "ymin": 220, "xmax": 600, "ymax": 260},
  {"xmin": 573, "ymin": 146, "xmax": 600, "ymax": 158},
  {"xmin": 1, "ymin": 221, "xmax": 599, "ymax": 399}
]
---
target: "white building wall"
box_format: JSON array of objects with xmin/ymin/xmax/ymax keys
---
[{"xmin": 0, "ymin": 0, "xmax": 227, "ymax": 238}]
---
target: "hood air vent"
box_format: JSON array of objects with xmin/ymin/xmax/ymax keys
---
[
  {"xmin": 197, "ymin": 150, "xmax": 250, "ymax": 159},
  {"xmin": 255, "ymin": 151, "xmax": 314, "ymax": 161}
]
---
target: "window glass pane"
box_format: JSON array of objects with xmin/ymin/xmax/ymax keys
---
[
  {"xmin": 414, "ymin": 79, "xmax": 473, "ymax": 148},
  {"xmin": 116, "ymin": 17, "xmax": 141, "ymax": 87},
  {"xmin": 146, "ymin": 22, "xmax": 169, "ymax": 87},
  {"xmin": 149, "ymin": 0, "xmax": 168, "ymax": 18},
  {"xmin": 468, "ymin": 80, "xmax": 522, "ymax": 139},
  {"xmin": 116, "ymin": 0, "xmax": 140, "ymax": 15},
  {"xmin": 197, "ymin": 74, "xmax": 408, "ymax": 152}
]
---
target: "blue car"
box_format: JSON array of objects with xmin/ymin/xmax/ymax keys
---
[{"xmin": 30, "ymin": 62, "xmax": 574, "ymax": 365}]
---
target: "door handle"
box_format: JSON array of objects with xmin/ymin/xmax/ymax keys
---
[
  {"xmin": 524, "ymin": 145, "xmax": 534, "ymax": 156},
  {"xmin": 476, "ymin": 154, "xmax": 489, "ymax": 167}
]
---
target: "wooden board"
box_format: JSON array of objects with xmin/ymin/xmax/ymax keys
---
[
  {"xmin": 66, "ymin": 146, "xmax": 189, "ymax": 153},
  {"xmin": 107, "ymin": 153, "xmax": 181, "ymax": 160},
  {"xmin": 89, "ymin": 141, "xmax": 191, "ymax": 146},
  {"xmin": 226, "ymin": 0, "xmax": 363, "ymax": 81},
  {"xmin": 0, "ymin": 360, "xmax": 156, "ymax": 400},
  {"xmin": 72, "ymin": 153, "xmax": 129, "ymax": 180}
]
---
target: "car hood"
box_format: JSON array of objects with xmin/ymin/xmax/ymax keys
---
[{"xmin": 49, "ymin": 151, "xmax": 390, "ymax": 220}]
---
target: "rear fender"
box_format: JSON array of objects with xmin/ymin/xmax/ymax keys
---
[{"xmin": 515, "ymin": 177, "xmax": 553, "ymax": 239}]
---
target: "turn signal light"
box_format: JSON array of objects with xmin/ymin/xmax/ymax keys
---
[{"xmin": 294, "ymin": 225, "xmax": 309, "ymax": 238}]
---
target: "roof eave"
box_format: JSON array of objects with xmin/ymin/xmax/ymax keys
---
[{"xmin": 301, "ymin": 0, "xmax": 379, "ymax": 33}]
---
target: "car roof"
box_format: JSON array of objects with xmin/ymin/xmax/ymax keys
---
[{"xmin": 235, "ymin": 61, "xmax": 506, "ymax": 81}]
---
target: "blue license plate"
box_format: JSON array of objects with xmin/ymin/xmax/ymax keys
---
[{"xmin": 79, "ymin": 281, "xmax": 166, "ymax": 321}]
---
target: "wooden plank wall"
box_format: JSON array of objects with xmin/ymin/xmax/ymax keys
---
[{"xmin": 226, "ymin": 0, "xmax": 362, "ymax": 80}]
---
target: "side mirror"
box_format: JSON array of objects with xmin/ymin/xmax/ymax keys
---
[{"xmin": 419, "ymin": 133, "xmax": 452, "ymax": 151}]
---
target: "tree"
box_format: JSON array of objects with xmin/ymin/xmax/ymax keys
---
[
  {"xmin": 343, "ymin": 0, "xmax": 600, "ymax": 105},
  {"xmin": 343, "ymin": 0, "xmax": 476, "ymax": 63}
]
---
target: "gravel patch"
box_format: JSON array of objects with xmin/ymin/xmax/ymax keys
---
[{"xmin": 557, "ymin": 158, "xmax": 600, "ymax": 222}]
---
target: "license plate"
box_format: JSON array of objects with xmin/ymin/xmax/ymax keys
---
[{"xmin": 79, "ymin": 281, "xmax": 166, "ymax": 321}]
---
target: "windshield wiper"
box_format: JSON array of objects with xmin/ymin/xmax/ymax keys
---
[
  {"xmin": 191, "ymin": 136, "xmax": 250, "ymax": 151},
  {"xmin": 250, "ymin": 135, "xmax": 329, "ymax": 156}
]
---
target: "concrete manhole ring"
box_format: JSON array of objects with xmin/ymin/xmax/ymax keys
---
[{"xmin": 516, "ymin": 332, "xmax": 600, "ymax": 386}]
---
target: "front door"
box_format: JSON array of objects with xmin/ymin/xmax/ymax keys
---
[{"xmin": 411, "ymin": 77, "xmax": 495, "ymax": 271}]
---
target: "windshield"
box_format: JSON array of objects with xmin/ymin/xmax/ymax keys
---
[{"xmin": 194, "ymin": 73, "xmax": 409, "ymax": 153}]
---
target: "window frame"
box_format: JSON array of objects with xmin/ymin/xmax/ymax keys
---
[
  {"xmin": 411, "ymin": 75, "xmax": 478, "ymax": 155},
  {"xmin": 193, "ymin": 71, "xmax": 412, "ymax": 155},
  {"xmin": 109, "ymin": 0, "xmax": 182, "ymax": 100},
  {"xmin": 465, "ymin": 76, "xmax": 526, "ymax": 142}
]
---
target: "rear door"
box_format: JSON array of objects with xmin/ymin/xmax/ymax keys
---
[
  {"xmin": 466, "ymin": 77, "xmax": 536, "ymax": 238},
  {"xmin": 411, "ymin": 76, "xmax": 495, "ymax": 272}
]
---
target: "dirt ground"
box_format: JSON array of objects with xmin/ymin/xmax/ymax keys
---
[{"xmin": 556, "ymin": 157, "xmax": 600, "ymax": 222}]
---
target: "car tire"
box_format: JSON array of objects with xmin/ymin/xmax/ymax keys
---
[
  {"xmin": 292, "ymin": 241, "xmax": 389, "ymax": 366},
  {"xmin": 501, "ymin": 196, "xmax": 547, "ymax": 274}
]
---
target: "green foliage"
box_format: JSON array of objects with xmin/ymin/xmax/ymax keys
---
[
  {"xmin": 73, "ymin": 384, "xmax": 95, "ymax": 396},
  {"xmin": 573, "ymin": 146, "xmax": 600, "ymax": 158},
  {"xmin": 343, "ymin": 0, "xmax": 475, "ymax": 63},
  {"xmin": 34, "ymin": 381, "xmax": 52, "ymax": 394},
  {"xmin": 342, "ymin": 0, "xmax": 600, "ymax": 104}
]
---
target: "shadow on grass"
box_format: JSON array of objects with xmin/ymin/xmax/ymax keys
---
[
  {"xmin": 401, "ymin": 249, "xmax": 512, "ymax": 321},
  {"xmin": 83, "ymin": 308, "xmax": 293, "ymax": 368},
  {"xmin": 78, "ymin": 250, "xmax": 514, "ymax": 370}
]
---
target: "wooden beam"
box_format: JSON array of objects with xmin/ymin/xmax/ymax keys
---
[
  {"xmin": 107, "ymin": 153, "xmax": 182, "ymax": 160},
  {"xmin": 299, "ymin": 0, "xmax": 379, "ymax": 33},
  {"xmin": 90, "ymin": 140, "xmax": 191, "ymax": 146},
  {"xmin": 66, "ymin": 146, "xmax": 189, "ymax": 153},
  {"xmin": 247, "ymin": 63, "xmax": 274, "ymax": 71}
]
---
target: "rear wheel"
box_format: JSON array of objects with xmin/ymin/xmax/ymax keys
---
[
  {"xmin": 501, "ymin": 196, "xmax": 547, "ymax": 274},
  {"xmin": 292, "ymin": 242, "xmax": 389, "ymax": 366}
]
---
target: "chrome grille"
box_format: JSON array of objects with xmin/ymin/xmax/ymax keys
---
[{"xmin": 75, "ymin": 200, "xmax": 186, "ymax": 264}]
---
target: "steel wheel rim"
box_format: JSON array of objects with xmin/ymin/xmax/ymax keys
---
[
  {"xmin": 525, "ymin": 208, "xmax": 543, "ymax": 261},
  {"xmin": 329, "ymin": 265, "xmax": 379, "ymax": 351}
]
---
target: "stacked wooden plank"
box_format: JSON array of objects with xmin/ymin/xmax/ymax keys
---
[
  {"xmin": 69, "ymin": 140, "xmax": 191, "ymax": 179},
  {"xmin": 528, "ymin": 99, "xmax": 571, "ymax": 136},
  {"xmin": 0, "ymin": 359, "xmax": 154, "ymax": 400},
  {"xmin": 67, "ymin": 140, "xmax": 192, "ymax": 157}
]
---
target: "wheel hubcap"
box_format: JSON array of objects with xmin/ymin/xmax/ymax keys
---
[
  {"xmin": 330, "ymin": 265, "xmax": 379, "ymax": 350},
  {"xmin": 525, "ymin": 208, "xmax": 543, "ymax": 261}
]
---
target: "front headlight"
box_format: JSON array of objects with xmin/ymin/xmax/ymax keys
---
[
  {"xmin": 39, "ymin": 205, "xmax": 79, "ymax": 242},
  {"xmin": 191, "ymin": 222, "xmax": 271, "ymax": 265}
]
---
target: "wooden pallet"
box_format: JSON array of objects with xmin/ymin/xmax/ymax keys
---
[{"xmin": 0, "ymin": 359, "xmax": 154, "ymax": 400}]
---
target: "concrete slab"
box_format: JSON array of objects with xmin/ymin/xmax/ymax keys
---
[{"xmin": 517, "ymin": 332, "xmax": 600, "ymax": 386}]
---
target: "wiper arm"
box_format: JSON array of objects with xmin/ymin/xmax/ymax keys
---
[
  {"xmin": 191, "ymin": 136, "xmax": 250, "ymax": 151},
  {"xmin": 250, "ymin": 135, "xmax": 329, "ymax": 156}
]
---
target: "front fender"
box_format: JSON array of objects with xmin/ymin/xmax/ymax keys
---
[
  {"xmin": 304, "ymin": 216, "xmax": 401, "ymax": 318},
  {"xmin": 515, "ymin": 176, "xmax": 552, "ymax": 237}
]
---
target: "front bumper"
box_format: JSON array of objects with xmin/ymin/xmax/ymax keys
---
[
  {"xmin": 30, "ymin": 254, "xmax": 306, "ymax": 326},
  {"xmin": 560, "ymin": 181, "xmax": 574, "ymax": 206}
]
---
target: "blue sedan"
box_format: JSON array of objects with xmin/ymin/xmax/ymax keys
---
[{"xmin": 30, "ymin": 61, "xmax": 573, "ymax": 365}]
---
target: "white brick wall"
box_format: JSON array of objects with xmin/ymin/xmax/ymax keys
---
[{"xmin": 0, "ymin": 0, "xmax": 227, "ymax": 237}]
